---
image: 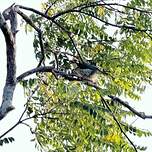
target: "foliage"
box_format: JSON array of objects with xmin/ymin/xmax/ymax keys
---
[
  {"xmin": 0, "ymin": 137, "xmax": 15, "ymax": 146},
  {"xmin": 19, "ymin": 0, "xmax": 152, "ymax": 151}
]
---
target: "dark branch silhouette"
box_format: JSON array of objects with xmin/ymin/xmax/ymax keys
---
[{"xmin": 109, "ymin": 95, "xmax": 152, "ymax": 119}]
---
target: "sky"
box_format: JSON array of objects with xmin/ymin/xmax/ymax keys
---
[{"xmin": 0, "ymin": 1, "xmax": 152, "ymax": 152}]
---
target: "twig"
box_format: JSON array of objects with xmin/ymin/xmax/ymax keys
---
[
  {"xmin": 0, "ymin": 104, "xmax": 57, "ymax": 139},
  {"xmin": 146, "ymin": 32, "xmax": 152, "ymax": 40},
  {"xmin": 0, "ymin": 122, "xmax": 19, "ymax": 139},
  {"xmin": 19, "ymin": 85, "xmax": 39, "ymax": 122}
]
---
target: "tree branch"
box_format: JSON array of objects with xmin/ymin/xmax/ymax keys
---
[
  {"xmin": 50, "ymin": 2, "xmax": 152, "ymax": 20},
  {"xmin": 0, "ymin": 5, "xmax": 17, "ymax": 120},
  {"xmin": 45, "ymin": 0, "xmax": 58, "ymax": 15},
  {"xmin": 16, "ymin": 66, "xmax": 97, "ymax": 83},
  {"xmin": 16, "ymin": 66, "xmax": 152, "ymax": 120},
  {"xmin": 15, "ymin": 7, "xmax": 45, "ymax": 67},
  {"xmin": 79, "ymin": 10, "xmax": 151, "ymax": 32},
  {"xmin": 108, "ymin": 95, "xmax": 152, "ymax": 119},
  {"xmin": 49, "ymin": 2, "xmax": 152, "ymax": 32}
]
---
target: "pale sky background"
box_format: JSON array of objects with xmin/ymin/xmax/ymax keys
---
[{"xmin": 0, "ymin": 1, "xmax": 152, "ymax": 152}]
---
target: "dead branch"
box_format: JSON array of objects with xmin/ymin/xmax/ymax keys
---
[{"xmin": 0, "ymin": 5, "xmax": 17, "ymax": 120}]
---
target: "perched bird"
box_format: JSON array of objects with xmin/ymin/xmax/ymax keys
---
[{"xmin": 73, "ymin": 61, "xmax": 99, "ymax": 83}]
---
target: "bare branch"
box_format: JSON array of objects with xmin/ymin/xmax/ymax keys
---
[
  {"xmin": 0, "ymin": 4, "xmax": 17, "ymax": 120},
  {"xmin": 109, "ymin": 95, "xmax": 152, "ymax": 119},
  {"xmin": 0, "ymin": 121, "xmax": 18, "ymax": 139},
  {"xmin": 17, "ymin": 66, "xmax": 54, "ymax": 82},
  {"xmin": 2, "ymin": 3, "xmax": 18, "ymax": 35}
]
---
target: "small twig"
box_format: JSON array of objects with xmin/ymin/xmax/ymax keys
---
[
  {"xmin": 21, "ymin": 122, "xmax": 33, "ymax": 133},
  {"xmin": 101, "ymin": 96, "xmax": 137, "ymax": 152},
  {"xmin": 104, "ymin": 5, "xmax": 127, "ymax": 15},
  {"xmin": 54, "ymin": 52, "xmax": 59, "ymax": 70},
  {"xmin": 19, "ymin": 86, "xmax": 39, "ymax": 122},
  {"xmin": 0, "ymin": 104, "xmax": 57, "ymax": 139},
  {"xmin": 37, "ymin": 31, "xmax": 45, "ymax": 67},
  {"xmin": 0, "ymin": 122, "xmax": 19, "ymax": 139}
]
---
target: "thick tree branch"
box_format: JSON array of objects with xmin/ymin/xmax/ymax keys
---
[
  {"xmin": 0, "ymin": 5, "xmax": 17, "ymax": 120},
  {"xmin": 16, "ymin": 66, "xmax": 97, "ymax": 83},
  {"xmin": 17, "ymin": 66, "xmax": 54, "ymax": 82}
]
